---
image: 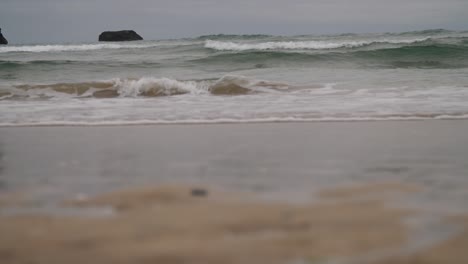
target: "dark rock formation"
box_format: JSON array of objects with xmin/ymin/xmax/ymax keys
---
[
  {"xmin": 0, "ymin": 28, "xmax": 8, "ymax": 45},
  {"xmin": 98, "ymin": 30, "xmax": 143, "ymax": 42}
]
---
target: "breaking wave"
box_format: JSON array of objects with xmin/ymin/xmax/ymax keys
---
[
  {"xmin": 1, "ymin": 76, "xmax": 292, "ymax": 99},
  {"xmin": 0, "ymin": 42, "xmax": 159, "ymax": 53},
  {"xmin": 204, "ymin": 38, "xmax": 431, "ymax": 51}
]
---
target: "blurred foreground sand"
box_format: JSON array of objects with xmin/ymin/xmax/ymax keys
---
[{"xmin": 0, "ymin": 183, "xmax": 467, "ymax": 264}]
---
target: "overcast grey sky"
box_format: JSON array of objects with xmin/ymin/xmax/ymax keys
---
[{"xmin": 1, "ymin": 0, "xmax": 468, "ymax": 44}]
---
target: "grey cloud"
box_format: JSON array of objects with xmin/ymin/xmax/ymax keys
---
[{"xmin": 1, "ymin": 0, "xmax": 467, "ymax": 44}]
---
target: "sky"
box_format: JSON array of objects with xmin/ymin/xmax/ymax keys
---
[{"xmin": 1, "ymin": 0, "xmax": 468, "ymax": 44}]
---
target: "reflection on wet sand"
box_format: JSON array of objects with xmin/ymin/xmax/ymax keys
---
[{"xmin": 0, "ymin": 143, "xmax": 5, "ymax": 190}]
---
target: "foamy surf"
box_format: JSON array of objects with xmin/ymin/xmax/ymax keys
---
[
  {"xmin": 0, "ymin": 43, "xmax": 161, "ymax": 53},
  {"xmin": 2, "ymin": 73, "xmax": 468, "ymax": 127},
  {"xmin": 1, "ymin": 30, "xmax": 468, "ymax": 127},
  {"xmin": 204, "ymin": 38, "xmax": 430, "ymax": 51},
  {"xmin": 2, "ymin": 114, "xmax": 468, "ymax": 127},
  {"xmin": 2, "ymin": 76, "xmax": 293, "ymax": 99}
]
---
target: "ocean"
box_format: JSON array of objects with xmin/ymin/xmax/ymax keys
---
[{"xmin": 1, "ymin": 29, "xmax": 468, "ymax": 126}]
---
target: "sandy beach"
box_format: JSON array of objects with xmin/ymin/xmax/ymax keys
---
[
  {"xmin": 2, "ymin": 0, "xmax": 468, "ymax": 262},
  {"xmin": 1, "ymin": 120, "xmax": 468, "ymax": 263},
  {"xmin": 0, "ymin": 183, "xmax": 467, "ymax": 264}
]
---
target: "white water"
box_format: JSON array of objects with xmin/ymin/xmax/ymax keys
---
[
  {"xmin": 1, "ymin": 30, "xmax": 468, "ymax": 126},
  {"xmin": 0, "ymin": 42, "xmax": 163, "ymax": 53},
  {"xmin": 113, "ymin": 77, "xmax": 210, "ymax": 96},
  {"xmin": 2, "ymin": 74, "xmax": 468, "ymax": 126},
  {"xmin": 204, "ymin": 38, "xmax": 430, "ymax": 51}
]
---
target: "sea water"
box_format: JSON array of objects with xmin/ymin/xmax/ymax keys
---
[{"xmin": 1, "ymin": 29, "xmax": 468, "ymax": 126}]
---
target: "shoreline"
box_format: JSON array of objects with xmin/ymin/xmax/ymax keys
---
[
  {"xmin": 1, "ymin": 119, "xmax": 468, "ymax": 209},
  {"xmin": 1, "ymin": 117, "xmax": 468, "ymax": 128}
]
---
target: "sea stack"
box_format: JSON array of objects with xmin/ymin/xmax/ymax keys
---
[
  {"xmin": 0, "ymin": 28, "xmax": 8, "ymax": 45},
  {"xmin": 98, "ymin": 30, "xmax": 143, "ymax": 42}
]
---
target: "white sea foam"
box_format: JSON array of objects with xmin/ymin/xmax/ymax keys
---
[
  {"xmin": 113, "ymin": 77, "xmax": 210, "ymax": 97},
  {"xmin": 0, "ymin": 43, "xmax": 160, "ymax": 53},
  {"xmin": 2, "ymin": 113, "xmax": 468, "ymax": 127},
  {"xmin": 3, "ymin": 74, "xmax": 468, "ymax": 127},
  {"xmin": 4, "ymin": 75, "xmax": 290, "ymax": 98},
  {"xmin": 204, "ymin": 38, "xmax": 430, "ymax": 51}
]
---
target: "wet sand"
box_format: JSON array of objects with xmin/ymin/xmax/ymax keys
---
[
  {"xmin": 1, "ymin": 120, "xmax": 468, "ymax": 263},
  {"xmin": 0, "ymin": 183, "xmax": 467, "ymax": 264},
  {"xmin": 1, "ymin": 120, "xmax": 468, "ymax": 205},
  {"xmin": 0, "ymin": 184, "xmax": 412, "ymax": 264}
]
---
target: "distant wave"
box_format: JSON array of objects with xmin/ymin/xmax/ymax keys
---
[
  {"xmin": 0, "ymin": 60, "xmax": 80, "ymax": 70},
  {"xmin": 196, "ymin": 29, "xmax": 463, "ymax": 40},
  {"xmin": 194, "ymin": 44, "xmax": 468, "ymax": 69},
  {"xmin": 353, "ymin": 44, "xmax": 468, "ymax": 68},
  {"xmin": 196, "ymin": 34, "xmax": 273, "ymax": 40},
  {"xmin": 393, "ymin": 29, "xmax": 456, "ymax": 36},
  {"xmin": 0, "ymin": 60, "xmax": 162, "ymax": 70},
  {"xmin": 204, "ymin": 38, "xmax": 430, "ymax": 51},
  {"xmin": 2, "ymin": 29, "xmax": 466, "ymax": 54},
  {"xmin": 3, "ymin": 43, "xmax": 467, "ymax": 71},
  {"xmin": 0, "ymin": 43, "xmax": 159, "ymax": 53}
]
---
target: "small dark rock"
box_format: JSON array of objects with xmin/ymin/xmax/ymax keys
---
[
  {"xmin": 0, "ymin": 28, "xmax": 8, "ymax": 45},
  {"xmin": 191, "ymin": 188, "xmax": 208, "ymax": 197},
  {"xmin": 98, "ymin": 30, "xmax": 143, "ymax": 42}
]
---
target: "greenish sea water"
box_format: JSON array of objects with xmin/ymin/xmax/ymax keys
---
[{"xmin": 1, "ymin": 29, "xmax": 468, "ymax": 125}]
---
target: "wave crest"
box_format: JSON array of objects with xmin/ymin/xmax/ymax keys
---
[
  {"xmin": 11, "ymin": 78, "xmax": 207, "ymax": 98},
  {"xmin": 204, "ymin": 38, "xmax": 430, "ymax": 51},
  {"xmin": 3, "ymin": 76, "xmax": 292, "ymax": 99},
  {"xmin": 194, "ymin": 43, "xmax": 468, "ymax": 69},
  {"xmin": 0, "ymin": 43, "xmax": 158, "ymax": 53},
  {"xmin": 114, "ymin": 78, "xmax": 205, "ymax": 97}
]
